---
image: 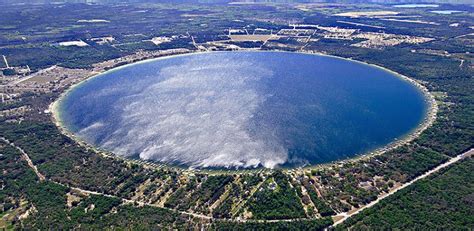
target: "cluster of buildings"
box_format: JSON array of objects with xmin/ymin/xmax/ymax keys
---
[
  {"xmin": 215, "ymin": 24, "xmax": 434, "ymax": 51},
  {"xmin": 0, "ymin": 55, "xmax": 31, "ymax": 77},
  {"xmin": 351, "ymin": 32, "xmax": 434, "ymax": 49}
]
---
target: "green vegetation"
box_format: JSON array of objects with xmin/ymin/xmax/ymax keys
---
[
  {"xmin": 212, "ymin": 218, "xmax": 334, "ymax": 231},
  {"xmin": 175, "ymin": 175, "xmax": 233, "ymax": 213},
  {"xmin": 0, "ymin": 144, "xmax": 38, "ymax": 229},
  {"xmin": 339, "ymin": 157, "xmax": 474, "ymax": 230},
  {"xmin": 212, "ymin": 182, "xmax": 239, "ymax": 218},
  {"xmin": 1, "ymin": 2, "xmax": 473, "ymax": 229},
  {"xmin": 247, "ymin": 171, "xmax": 306, "ymax": 219},
  {"xmin": 213, "ymin": 174, "xmax": 263, "ymax": 218},
  {"xmin": 303, "ymin": 183, "xmax": 335, "ymax": 217},
  {"xmin": 69, "ymin": 195, "xmax": 122, "ymax": 224},
  {"xmin": 164, "ymin": 178, "xmax": 198, "ymax": 208},
  {"xmin": 23, "ymin": 182, "xmax": 70, "ymax": 229},
  {"xmin": 0, "ymin": 140, "xmax": 203, "ymax": 229}
]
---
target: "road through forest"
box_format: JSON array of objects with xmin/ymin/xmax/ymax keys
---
[{"xmin": 2, "ymin": 136, "xmax": 472, "ymax": 225}]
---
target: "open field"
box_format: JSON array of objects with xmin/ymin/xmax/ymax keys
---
[
  {"xmin": 334, "ymin": 11, "xmax": 399, "ymax": 18},
  {"xmin": 229, "ymin": 34, "xmax": 280, "ymax": 42}
]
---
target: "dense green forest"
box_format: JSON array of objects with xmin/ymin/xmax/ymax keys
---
[
  {"xmin": 338, "ymin": 157, "xmax": 474, "ymax": 230},
  {"xmin": 247, "ymin": 171, "xmax": 306, "ymax": 219},
  {"xmin": 0, "ymin": 143, "xmax": 209, "ymax": 229}
]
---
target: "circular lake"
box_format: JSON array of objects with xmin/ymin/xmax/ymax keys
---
[{"xmin": 57, "ymin": 51, "xmax": 428, "ymax": 169}]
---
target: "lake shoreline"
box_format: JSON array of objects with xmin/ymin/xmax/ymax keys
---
[
  {"xmin": 50, "ymin": 49, "xmax": 438, "ymax": 173},
  {"xmin": 298, "ymin": 49, "xmax": 438, "ymax": 170}
]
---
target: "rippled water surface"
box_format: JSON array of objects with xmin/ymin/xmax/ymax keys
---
[{"xmin": 58, "ymin": 51, "xmax": 427, "ymax": 168}]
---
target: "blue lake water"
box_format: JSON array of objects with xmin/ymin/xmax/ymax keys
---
[{"xmin": 58, "ymin": 51, "xmax": 428, "ymax": 169}]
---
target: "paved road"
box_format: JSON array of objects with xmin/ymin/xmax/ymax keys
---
[
  {"xmin": 2, "ymin": 136, "xmax": 472, "ymax": 225},
  {"xmin": 10, "ymin": 65, "xmax": 57, "ymax": 85},
  {"xmin": 332, "ymin": 148, "xmax": 474, "ymax": 227}
]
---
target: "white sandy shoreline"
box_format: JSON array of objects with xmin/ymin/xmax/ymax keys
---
[
  {"xmin": 298, "ymin": 49, "xmax": 438, "ymax": 170},
  {"xmin": 50, "ymin": 49, "xmax": 439, "ymax": 173}
]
